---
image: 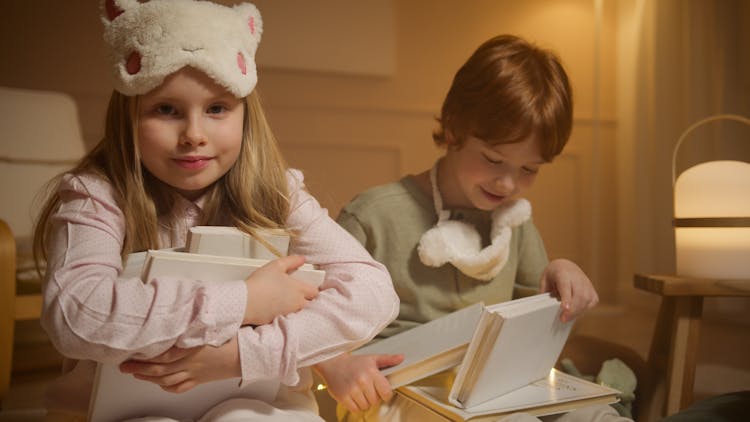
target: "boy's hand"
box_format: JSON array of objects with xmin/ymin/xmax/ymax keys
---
[
  {"xmin": 539, "ymin": 258, "xmax": 598, "ymax": 322},
  {"xmin": 243, "ymin": 255, "xmax": 320, "ymax": 325},
  {"xmin": 119, "ymin": 335, "xmax": 241, "ymax": 393},
  {"xmin": 314, "ymin": 352, "xmax": 404, "ymax": 412}
]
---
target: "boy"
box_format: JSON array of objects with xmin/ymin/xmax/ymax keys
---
[{"xmin": 315, "ymin": 35, "xmax": 624, "ymax": 422}]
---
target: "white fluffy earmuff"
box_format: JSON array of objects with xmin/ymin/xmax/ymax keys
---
[{"xmin": 417, "ymin": 162, "xmax": 531, "ymax": 281}]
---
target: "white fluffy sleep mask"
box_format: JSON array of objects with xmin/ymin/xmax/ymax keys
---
[
  {"xmin": 417, "ymin": 163, "xmax": 532, "ymax": 281},
  {"xmin": 101, "ymin": 0, "xmax": 263, "ymax": 97}
]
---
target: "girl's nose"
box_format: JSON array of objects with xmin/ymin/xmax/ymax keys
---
[{"xmin": 179, "ymin": 117, "xmax": 206, "ymax": 146}]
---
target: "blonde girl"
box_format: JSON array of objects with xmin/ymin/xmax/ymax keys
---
[{"xmin": 34, "ymin": 1, "xmax": 398, "ymax": 420}]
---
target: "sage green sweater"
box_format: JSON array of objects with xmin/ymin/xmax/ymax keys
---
[{"xmin": 337, "ymin": 176, "xmax": 548, "ymax": 339}]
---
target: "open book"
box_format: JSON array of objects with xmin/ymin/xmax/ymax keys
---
[
  {"xmin": 88, "ymin": 227, "xmax": 322, "ymax": 421},
  {"xmin": 352, "ymin": 302, "xmax": 484, "ymax": 388},
  {"xmin": 398, "ymin": 369, "xmax": 620, "ymax": 421},
  {"xmin": 354, "ymin": 294, "xmax": 601, "ymax": 416},
  {"xmin": 448, "ymin": 293, "xmax": 573, "ymax": 408}
]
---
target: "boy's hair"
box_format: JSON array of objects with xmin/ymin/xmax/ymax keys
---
[
  {"xmin": 432, "ymin": 34, "xmax": 573, "ymax": 161},
  {"xmin": 33, "ymin": 89, "xmax": 289, "ymax": 263}
]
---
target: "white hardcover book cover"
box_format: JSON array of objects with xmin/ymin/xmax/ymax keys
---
[
  {"xmin": 88, "ymin": 363, "xmax": 279, "ymax": 421},
  {"xmin": 353, "ymin": 302, "xmax": 484, "ymax": 388},
  {"xmin": 449, "ymin": 294, "xmax": 573, "ymax": 408},
  {"xmin": 142, "ymin": 250, "xmax": 325, "ymax": 287},
  {"xmin": 187, "ymin": 226, "xmax": 290, "ymax": 260}
]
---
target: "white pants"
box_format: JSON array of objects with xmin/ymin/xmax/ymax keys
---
[{"xmin": 126, "ymin": 387, "xmax": 324, "ymax": 422}]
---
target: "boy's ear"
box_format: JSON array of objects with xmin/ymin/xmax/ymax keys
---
[{"xmin": 444, "ymin": 130, "xmax": 462, "ymax": 148}]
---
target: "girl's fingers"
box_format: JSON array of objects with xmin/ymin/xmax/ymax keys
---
[
  {"xmin": 133, "ymin": 370, "xmax": 189, "ymax": 387},
  {"xmin": 360, "ymin": 378, "xmax": 380, "ymax": 409},
  {"xmin": 273, "ymin": 254, "xmax": 306, "ymax": 273},
  {"xmin": 350, "ymin": 389, "xmax": 370, "ymax": 412},
  {"xmin": 373, "ymin": 373, "xmax": 394, "ymax": 402},
  {"xmin": 374, "ymin": 353, "xmax": 404, "ymax": 369},
  {"xmin": 341, "ymin": 396, "xmax": 360, "ymax": 413}
]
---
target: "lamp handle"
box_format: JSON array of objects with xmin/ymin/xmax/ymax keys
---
[{"xmin": 672, "ymin": 114, "xmax": 750, "ymax": 186}]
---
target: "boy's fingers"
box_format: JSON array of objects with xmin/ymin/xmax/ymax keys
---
[{"xmin": 539, "ymin": 275, "xmax": 549, "ymax": 293}]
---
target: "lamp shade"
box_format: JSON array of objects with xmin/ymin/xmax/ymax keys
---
[{"xmin": 674, "ymin": 160, "xmax": 750, "ymax": 279}]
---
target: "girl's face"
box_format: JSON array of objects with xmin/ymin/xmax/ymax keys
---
[
  {"xmin": 440, "ymin": 135, "xmax": 545, "ymax": 210},
  {"xmin": 137, "ymin": 67, "xmax": 244, "ymax": 201}
]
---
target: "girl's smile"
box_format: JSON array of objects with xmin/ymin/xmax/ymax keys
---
[{"xmin": 173, "ymin": 156, "xmax": 214, "ymax": 170}]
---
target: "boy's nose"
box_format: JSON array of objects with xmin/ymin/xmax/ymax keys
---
[{"xmin": 493, "ymin": 172, "xmax": 516, "ymax": 195}]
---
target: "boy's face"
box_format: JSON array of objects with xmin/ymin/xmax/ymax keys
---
[
  {"xmin": 441, "ymin": 135, "xmax": 545, "ymax": 211},
  {"xmin": 137, "ymin": 67, "xmax": 244, "ymax": 201}
]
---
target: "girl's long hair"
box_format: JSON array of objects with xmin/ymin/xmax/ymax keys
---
[{"xmin": 33, "ymin": 89, "xmax": 290, "ymax": 271}]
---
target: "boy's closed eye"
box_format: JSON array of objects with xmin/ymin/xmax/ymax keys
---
[
  {"xmin": 482, "ymin": 153, "xmax": 540, "ymax": 175},
  {"xmin": 482, "ymin": 153, "xmax": 503, "ymax": 165}
]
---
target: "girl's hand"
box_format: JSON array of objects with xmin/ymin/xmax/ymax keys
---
[
  {"xmin": 244, "ymin": 255, "xmax": 320, "ymax": 325},
  {"xmin": 539, "ymin": 258, "xmax": 599, "ymax": 322},
  {"xmin": 314, "ymin": 352, "xmax": 404, "ymax": 412},
  {"xmin": 119, "ymin": 336, "xmax": 241, "ymax": 393}
]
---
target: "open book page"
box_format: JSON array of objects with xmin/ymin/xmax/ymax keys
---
[
  {"xmin": 89, "ymin": 361, "xmax": 279, "ymax": 421},
  {"xmin": 449, "ymin": 294, "xmax": 573, "ymax": 408},
  {"xmin": 399, "ymin": 369, "xmax": 619, "ymax": 422},
  {"xmin": 187, "ymin": 226, "xmax": 290, "ymax": 260},
  {"xmin": 352, "ymin": 302, "xmax": 485, "ymax": 388}
]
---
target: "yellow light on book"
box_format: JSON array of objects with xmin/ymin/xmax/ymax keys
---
[{"xmin": 673, "ymin": 116, "xmax": 750, "ymax": 280}]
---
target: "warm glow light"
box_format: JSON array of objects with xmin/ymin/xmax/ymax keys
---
[
  {"xmin": 675, "ymin": 228, "xmax": 750, "ymax": 279},
  {"xmin": 674, "ymin": 160, "xmax": 750, "ymax": 279},
  {"xmin": 675, "ymin": 161, "xmax": 750, "ymax": 218},
  {"xmin": 316, "ymin": 383, "xmax": 327, "ymax": 391}
]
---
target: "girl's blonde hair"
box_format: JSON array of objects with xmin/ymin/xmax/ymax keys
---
[{"xmin": 33, "ymin": 89, "xmax": 289, "ymax": 269}]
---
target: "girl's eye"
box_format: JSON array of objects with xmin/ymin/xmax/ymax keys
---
[
  {"xmin": 522, "ymin": 166, "xmax": 539, "ymax": 175},
  {"xmin": 207, "ymin": 104, "xmax": 227, "ymax": 114},
  {"xmin": 155, "ymin": 104, "xmax": 177, "ymax": 116}
]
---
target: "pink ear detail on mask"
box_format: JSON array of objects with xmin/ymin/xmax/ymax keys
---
[
  {"xmin": 248, "ymin": 17, "xmax": 255, "ymax": 35},
  {"xmin": 126, "ymin": 52, "xmax": 142, "ymax": 75},
  {"xmin": 237, "ymin": 53, "xmax": 247, "ymax": 75},
  {"xmin": 105, "ymin": 0, "xmax": 124, "ymax": 21}
]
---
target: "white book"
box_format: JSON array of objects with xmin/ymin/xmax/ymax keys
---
[
  {"xmin": 141, "ymin": 249, "xmax": 325, "ymax": 287},
  {"xmin": 353, "ymin": 302, "xmax": 484, "ymax": 388},
  {"xmin": 398, "ymin": 369, "xmax": 620, "ymax": 421},
  {"xmin": 89, "ymin": 234, "xmax": 324, "ymax": 421},
  {"xmin": 89, "ymin": 363, "xmax": 279, "ymax": 422},
  {"xmin": 187, "ymin": 226, "xmax": 290, "ymax": 260},
  {"xmin": 448, "ymin": 294, "xmax": 573, "ymax": 408}
]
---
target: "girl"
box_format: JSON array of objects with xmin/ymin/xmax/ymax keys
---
[
  {"xmin": 314, "ymin": 35, "xmax": 630, "ymax": 422},
  {"xmin": 34, "ymin": 1, "xmax": 398, "ymax": 420}
]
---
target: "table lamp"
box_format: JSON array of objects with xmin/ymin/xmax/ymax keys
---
[{"xmin": 672, "ymin": 114, "xmax": 750, "ymax": 280}]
